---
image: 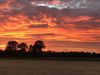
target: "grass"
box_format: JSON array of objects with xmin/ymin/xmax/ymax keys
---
[{"xmin": 0, "ymin": 59, "xmax": 100, "ymax": 75}]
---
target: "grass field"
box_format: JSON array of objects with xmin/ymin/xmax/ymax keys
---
[{"xmin": 0, "ymin": 59, "xmax": 100, "ymax": 75}]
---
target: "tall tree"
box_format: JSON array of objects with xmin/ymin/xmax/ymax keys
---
[
  {"xmin": 18, "ymin": 43, "xmax": 28, "ymax": 52},
  {"xmin": 33, "ymin": 40, "xmax": 45, "ymax": 53},
  {"xmin": 28, "ymin": 44, "xmax": 33, "ymax": 52},
  {"xmin": 5, "ymin": 41, "xmax": 18, "ymax": 51}
]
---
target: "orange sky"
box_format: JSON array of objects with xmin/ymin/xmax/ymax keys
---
[{"xmin": 0, "ymin": 0, "xmax": 100, "ymax": 53}]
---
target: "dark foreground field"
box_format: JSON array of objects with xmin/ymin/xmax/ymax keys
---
[{"xmin": 0, "ymin": 59, "xmax": 100, "ymax": 75}]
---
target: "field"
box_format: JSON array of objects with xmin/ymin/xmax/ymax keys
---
[{"xmin": 0, "ymin": 59, "xmax": 100, "ymax": 75}]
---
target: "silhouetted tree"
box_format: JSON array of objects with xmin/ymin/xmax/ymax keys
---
[
  {"xmin": 0, "ymin": 40, "xmax": 99, "ymax": 58},
  {"xmin": 28, "ymin": 44, "xmax": 33, "ymax": 52},
  {"xmin": 5, "ymin": 41, "xmax": 18, "ymax": 51},
  {"xmin": 18, "ymin": 43, "xmax": 28, "ymax": 52},
  {"xmin": 33, "ymin": 40, "xmax": 45, "ymax": 53}
]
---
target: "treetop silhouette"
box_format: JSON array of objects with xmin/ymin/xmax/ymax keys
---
[
  {"xmin": 33, "ymin": 40, "xmax": 46, "ymax": 52},
  {"xmin": 0, "ymin": 40, "xmax": 99, "ymax": 58},
  {"xmin": 18, "ymin": 42, "xmax": 28, "ymax": 52},
  {"xmin": 5, "ymin": 41, "xmax": 18, "ymax": 51}
]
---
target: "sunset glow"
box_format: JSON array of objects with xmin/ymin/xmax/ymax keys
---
[{"xmin": 0, "ymin": 0, "xmax": 100, "ymax": 53}]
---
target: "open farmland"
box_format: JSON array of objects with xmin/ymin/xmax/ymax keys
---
[{"xmin": 0, "ymin": 59, "xmax": 100, "ymax": 75}]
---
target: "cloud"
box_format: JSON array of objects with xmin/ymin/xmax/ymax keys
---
[
  {"xmin": 30, "ymin": 0, "xmax": 100, "ymax": 10},
  {"xmin": 28, "ymin": 24, "xmax": 48, "ymax": 28},
  {"xmin": 0, "ymin": 0, "xmax": 100, "ymax": 52}
]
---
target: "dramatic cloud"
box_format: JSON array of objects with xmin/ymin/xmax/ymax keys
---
[{"xmin": 0, "ymin": 0, "xmax": 100, "ymax": 53}]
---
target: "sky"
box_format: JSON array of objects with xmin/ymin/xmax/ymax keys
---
[{"xmin": 0, "ymin": 0, "xmax": 100, "ymax": 53}]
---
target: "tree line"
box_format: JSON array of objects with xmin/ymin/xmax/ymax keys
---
[
  {"xmin": 0, "ymin": 40, "xmax": 45, "ymax": 58},
  {"xmin": 5, "ymin": 40, "xmax": 45, "ymax": 53},
  {"xmin": 0, "ymin": 40, "xmax": 100, "ymax": 58}
]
